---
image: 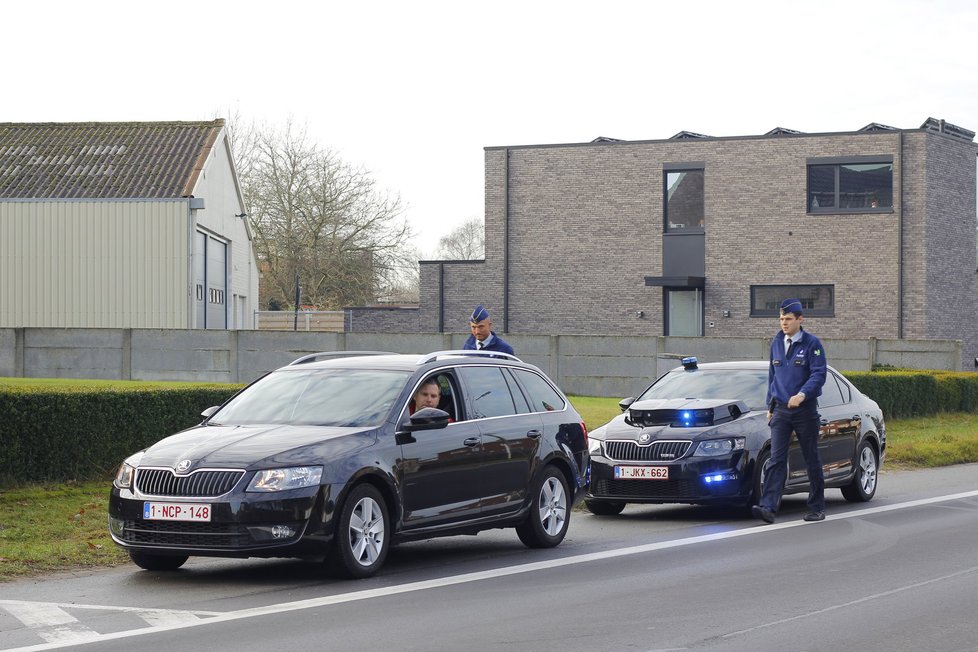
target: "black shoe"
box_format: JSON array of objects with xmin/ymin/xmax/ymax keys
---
[
  {"xmin": 751, "ymin": 505, "xmax": 775, "ymax": 524},
  {"xmin": 803, "ymin": 511, "xmax": 825, "ymax": 522}
]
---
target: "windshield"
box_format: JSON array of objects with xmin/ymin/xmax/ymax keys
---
[
  {"xmin": 211, "ymin": 368, "xmax": 411, "ymax": 427},
  {"xmin": 637, "ymin": 368, "xmax": 768, "ymax": 411}
]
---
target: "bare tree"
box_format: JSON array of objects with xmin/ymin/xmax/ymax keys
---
[
  {"xmin": 229, "ymin": 120, "xmax": 412, "ymax": 309},
  {"xmin": 435, "ymin": 217, "xmax": 485, "ymax": 260}
]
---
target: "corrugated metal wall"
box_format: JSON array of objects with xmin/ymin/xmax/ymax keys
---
[{"xmin": 0, "ymin": 200, "xmax": 189, "ymax": 328}]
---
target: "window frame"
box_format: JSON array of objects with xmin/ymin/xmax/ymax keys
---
[
  {"xmin": 750, "ymin": 284, "xmax": 835, "ymax": 318},
  {"xmin": 806, "ymin": 155, "xmax": 894, "ymax": 214},
  {"xmin": 663, "ymin": 163, "xmax": 705, "ymax": 233}
]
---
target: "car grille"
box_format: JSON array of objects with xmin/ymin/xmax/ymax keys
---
[
  {"xmin": 591, "ymin": 478, "xmax": 700, "ymax": 499},
  {"xmin": 120, "ymin": 520, "xmax": 252, "ymax": 548},
  {"xmin": 135, "ymin": 468, "xmax": 245, "ymax": 497},
  {"xmin": 605, "ymin": 440, "xmax": 691, "ymax": 462}
]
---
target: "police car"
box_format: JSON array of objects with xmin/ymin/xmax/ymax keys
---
[{"xmin": 584, "ymin": 357, "xmax": 885, "ymax": 515}]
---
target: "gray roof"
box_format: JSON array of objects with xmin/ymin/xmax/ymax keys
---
[{"xmin": 0, "ymin": 120, "xmax": 224, "ymax": 199}]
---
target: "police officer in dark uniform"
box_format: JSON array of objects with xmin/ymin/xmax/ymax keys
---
[
  {"xmin": 462, "ymin": 305, "xmax": 514, "ymax": 355},
  {"xmin": 752, "ymin": 298, "xmax": 827, "ymax": 524}
]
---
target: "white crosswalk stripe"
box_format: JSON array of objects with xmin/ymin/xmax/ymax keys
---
[{"xmin": 0, "ymin": 599, "xmax": 221, "ymax": 649}]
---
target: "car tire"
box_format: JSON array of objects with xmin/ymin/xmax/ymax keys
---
[
  {"xmin": 327, "ymin": 483, "xmax": 390, "ymax": 579},
  {"xmin": 745, "ymin": 449, "xmax": 781, "ymax": 514},
  {"xmin": 516, "ymin": 466, "xmax": 571, "ymax": 548},
  {"xmin": 128, "ymin": 550, "xmax": 188, "ymax": 571},
  {"xmin": 841, "ymin": 440, "xmax": 879, "ymax": 502},
  {"xmin": 584, "ymin": 499, "xmax": 626, "ymax": 516}
]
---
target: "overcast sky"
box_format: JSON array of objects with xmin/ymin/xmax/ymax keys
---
[{"xmin": 6, "ymin": 0, "xmax": 978, "ymax": 255}]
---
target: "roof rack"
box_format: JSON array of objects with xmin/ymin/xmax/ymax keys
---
[
  {"xmin": 416, "ymin": 350, "xmax": 522, "ymax": 365},
  {"xmin": 287, "ymin": 351, "xmax": 394, "ymax": 366}
]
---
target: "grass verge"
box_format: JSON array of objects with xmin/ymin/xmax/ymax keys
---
[{"xmin": 0, "ymin": 480, "xmax": 129, "ymax": 580}]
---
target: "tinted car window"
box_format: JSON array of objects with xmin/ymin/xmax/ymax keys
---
[
  {"xmin": 638, "ymin": 369, "xmax": 769, "ymax": 411},
  {"xmin": 513, "ymin": 369, "xmax": 566, "ymax": 412},
  {"xmin": 458, "ymin": 366, "xmax": 519, "ymax": 418},
  {"xmin": 503, "ymin": 369, "xmax": 532, "ymax": 414},
  {"xmin": 818, "ymin": 372, "xmax": 846, "ymax": 408},
  {"xmin": 213, "ymin": 368, "xmax": 409, "ymax": 427}
]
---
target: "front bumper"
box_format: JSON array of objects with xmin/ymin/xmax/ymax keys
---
[
  {"xmin": 587, "ymin": 450, "xmax": 751, "ymax": 505},
  {"xmin": 108, "ymin": 483, "xmax": 337, "ymax": 558}
]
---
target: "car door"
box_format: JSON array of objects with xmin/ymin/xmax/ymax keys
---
[
  {"xmin": 816, "ymin": 371, "xmax": 860, "ymax": 481},
  {"xmin": 785, "ymin": 370, "xmax": 859, "ymax": 487},
  {"xmin": 397, "ymin": 372, "xmax": 487, "ymax": 529},
  {"xmin": 457, "ymin": 365, "xmax": 542, "ymax": 517}
]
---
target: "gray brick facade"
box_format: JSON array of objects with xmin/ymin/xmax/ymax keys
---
[{"xmin": 373, "ymin": 120, "xmax": 978, "ymax": 370}]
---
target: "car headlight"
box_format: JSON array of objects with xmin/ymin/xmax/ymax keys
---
[
  {"xmin": 247, "ymin": 466, "xmax": 324, "ymax": 492},
  {"xmin": 587, "ymin": 426, "xmax": 606, "ymax": 456},
  {"xmin": 114, "ymin": 462, "xmax": 136, "ymax": 489},
  {"xmin": 113, "ymin": 453, "xmax": 143, "ymax": 489},
  {"xmin": 588, "ymin": 438, "xmax": 604, "ymax": 456},
  {"xmin": 694, "ymin": 437, "xmax": 746, "ymax": 456}
]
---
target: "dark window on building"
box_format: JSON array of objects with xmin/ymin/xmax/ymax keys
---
[
  {"xmin": 750, "ymin": 285, "xmax": 834, "ymax": 317},
  {"xmin": 664, "ymin": 168, "xmax": 704, "ymax": 232},
  {"xmin": 807, "ymin": 157, "xmax": 893, "ymax": 212}
]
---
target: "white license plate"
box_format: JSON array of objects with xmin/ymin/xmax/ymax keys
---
[
  {"xmin": 614, "ymin": 465, "xmax": 669, "ymax": 480},
  {"xmin": 143, "ymin": 502, "xmax": 211, "ymax": 522}
]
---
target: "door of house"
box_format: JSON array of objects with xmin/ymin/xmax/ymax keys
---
[
  {"xmin": 194, "ymin": 231, "xmax": 228, "ymax": 329},
  {"xmin": 666, "ymin": 288, "xmax": 703, "ymax": 336}
]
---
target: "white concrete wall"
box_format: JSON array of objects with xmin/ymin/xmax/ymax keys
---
[{"xmin": 0, "ymin": 328, "xmax": 965, "ymax": 396}]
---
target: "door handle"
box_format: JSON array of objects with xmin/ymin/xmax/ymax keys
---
[
  {"xmin": 463, "ymin": 437, "xmax": 480, "ymax": 447},
  {"xmin": 527, "ymin": 430, "xmax": 542, "ymax": 439}
]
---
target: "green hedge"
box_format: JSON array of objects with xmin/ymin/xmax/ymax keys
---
[
  {"xmin": 843, "ymin": 371, "xmax": 978, "ymax": 419},
  {"xmin": 0, "ymin": 383, "xmax": 242, "ymax": 484}
]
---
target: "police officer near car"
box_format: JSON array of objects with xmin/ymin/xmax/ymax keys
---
[
  {"xmin": 752, "ymin": 298, "xmax": 828, "ymax": 524},
  {"xmin": 462, "ymin": 304, "xmax": 515, "ymax": 355}
]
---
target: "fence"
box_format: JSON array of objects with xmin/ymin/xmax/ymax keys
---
[
  {"xmin": 254, "ymin": 310, "xmax": 345, "ymax": 332},
  {"xmin": 0, "ymin": 328, "xmax": 965, "ymax": 398}
]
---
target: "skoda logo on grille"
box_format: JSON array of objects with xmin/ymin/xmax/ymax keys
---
[
  {"xmin": 176, "ymin": 459, "xmax": 193, "ymax": 474},
  {"xmin": 639, "ymin": 433, "xmax": 652, "ymax": 445}
]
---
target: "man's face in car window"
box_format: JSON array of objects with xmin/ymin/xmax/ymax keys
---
[{"xmin": 412, "ymin": 380, "xmax": 440, "ymax": 410}]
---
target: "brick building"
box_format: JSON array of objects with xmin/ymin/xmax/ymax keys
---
[{"xmin": 354, "ymin": 118, "xmax": 978, "ymax": 370}]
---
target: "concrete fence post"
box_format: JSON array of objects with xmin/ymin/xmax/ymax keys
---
[
  {"xmin": 15, "ymin": 328, "xmax": 25, "ymax": 377},
  {"xmin": 122, "ymin": 329, "xmax": 132, "ymax": 380}
]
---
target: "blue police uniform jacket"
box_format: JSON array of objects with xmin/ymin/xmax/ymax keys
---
[
  {"xmin": 766, "ymin": 327, "xmax": 827, "ymax": 407},
  {"xmin": 463, "ymin": 332, "xmax": 515, "ymax": 355}
]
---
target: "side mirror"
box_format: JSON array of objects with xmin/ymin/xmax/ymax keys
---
[
  {"xmin": 403, "ymin": 407, "xmax": 451, "ymax": 432},
  {"xmin": 201, "ymin": 405, "xmax": 220, "ymax": 421},
  {"xmin": 618, "ymin": 397, "xmax": 636, "ymax": 412}
]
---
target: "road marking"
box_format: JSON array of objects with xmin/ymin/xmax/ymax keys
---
[
  {"xmin": 0, "ymin": 603, "xmax": 95, "ymax": 645},
  {"xmin": 5, "ymin": 489, "xmax": 978, "ymax": 652}
]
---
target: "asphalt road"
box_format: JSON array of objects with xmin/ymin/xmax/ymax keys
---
[{"xmin": 2, "ymin": 464, "xmax": 977, "ymax": 652}]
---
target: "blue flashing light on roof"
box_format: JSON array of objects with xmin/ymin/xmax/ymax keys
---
[{"xmin": 681, "ymin": 356, "xmax": 698, "ymax": 370}]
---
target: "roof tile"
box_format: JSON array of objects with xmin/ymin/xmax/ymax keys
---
[{"xmin": 0, "ymin": 120, "xmax": 224, "ymax": 199}]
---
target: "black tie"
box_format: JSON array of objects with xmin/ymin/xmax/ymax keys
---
[{"xmin": 477, "ymin": 341, "xmax": 484, "ymax": 350}]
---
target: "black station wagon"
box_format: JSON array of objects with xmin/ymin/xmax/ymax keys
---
[{"xmin": 109, "ymin": 351, "xmax": 589, "ymax": 578}]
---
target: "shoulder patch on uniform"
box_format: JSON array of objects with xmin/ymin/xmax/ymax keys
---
[{"xmin": 814, "ymin": 349, "xmax": 821, "ymax": 356}]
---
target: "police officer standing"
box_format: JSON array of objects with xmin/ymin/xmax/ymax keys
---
[
  {"xmin": 752, "ymin": 298, "xmax": 827, "ymax": 524},
  {"xmin": 462, "ymin": 305, "xmax": 515, "ymax": 355}
]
